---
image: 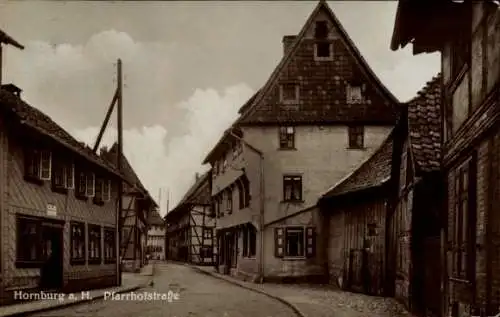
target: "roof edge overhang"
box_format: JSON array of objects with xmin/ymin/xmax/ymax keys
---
[
  {"xmin": 319, "ymin": 179, "xmax": 390, "ymax": 208},
  {"xmin": 202, "ymin": 126, "xmax": 242, "ymax": 164}
]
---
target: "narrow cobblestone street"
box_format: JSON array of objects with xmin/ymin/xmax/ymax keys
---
[{"xmin": 27, "ymin": 263, "xmax": 298, "ymax": 317}]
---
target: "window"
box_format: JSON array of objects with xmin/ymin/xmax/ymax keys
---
[
  {"xmin": 52, "ymin": 158, "xmax": 74, "ymax": 192},
  {"xmin": 280, "ymin": 83, "xmax": 299, "ymax": 103},
  {"xmin": 242, "ymin": 225, "xmax": 257, "ymax": 257},
  {"xmin": 76, "ymin": 170, "xmax": 88, "ymax": 199},
  {"xmin": 274, "ymin": 227, "xmax": 316, "ymax": 258},
  {"xmin": 103, "ymin": 180, "xmax": 111, "ymax": 201},
  {"xmin": 223, "ymin": 158, "xmax": 228, "ymax": 172},
  {"xmin": 70, "ymin": 222, "xmax": 85, "ymax": 265},
  {"xmin": 226, "ymin": 189, "xmax": 233, "ymax": 214},
  {"xmin": 203, "ymin": 228, "xmax": 213, "ymax": 240},
  {"xmin": 279, "ymin": 126, "xmax": 295, "ymax": 149},
  {"xmin": 283, "ymin": 175, "xmax": 302, "ymax": 202},
  {"xmin": 217, "ymin": 196, "xmax": 224, "ymax": 217},
  {"xmin": 86, "ymin": 173, "xmax": 95, "ymax": 197},
  {"xmin": 24, "ymin": 148, "xmax": 51, "ymax": 183},
  {"xmin": 314, "ymin": 21, "xmax": 328, "ymax": 39},
  {"xmin": 88, "ymin": 224, "xmax": 102, "ymax": 264},
  {"xmin": 93, "ymin": 178, "xmax": 111, "ymax": 204},
  {"xmin": 104, "ymin": 227, "xmax": 116, "ymax": 264},
  {"xmin": 347, "ymin": 85, "xmax": 363, "ymax": 104},
  {"xmin": 16, "ymin": 216, "xmax": 42, "ymax": 267},
  {"xmin": 314, "ymin": 42, "xmax": 333, "ymax": 59},
  {"xmin": 348, "ymin": 126, "xmax": 364, "ymax": 149},
  {"xmin": 453, "ymin": 156, "xmax": 477, "ymax": 280},
  {"xmin": 200, "ymin": 246, "xmax": 213, "ymax": 259}
]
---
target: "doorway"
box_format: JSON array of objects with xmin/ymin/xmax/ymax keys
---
[{"xmin": 40, "ymin": 224, "xmax": 63, "ymax": 289}]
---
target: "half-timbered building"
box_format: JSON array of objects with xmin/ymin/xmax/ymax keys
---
[
  {"xmin": 387, "ymin": 74, "xmax": 444, "ymax": 317},
  {"xmin": 391, "ymin": 1, "xmax": 500, "ymax": 316},
  {"xmin": 100, "ymin": 143, "xmax": 157, "ymax": 273},
  {"xmin": 0, "ymin": 84, "xmax": 123, "ymax": 304},
  {"xmin": 203, "ymin": 0, "xmax": 398, "ymax": 282},
  {"xmin": 147, "ymin": 209, "xmax": 165, "ymax": 261},
  {"xmin": 165, "ymin": 172, "xmax": 214, "ymax": 265},
  {"xmin": 319, "ymin": 131, "xmax": 394, "ymax": 296}
]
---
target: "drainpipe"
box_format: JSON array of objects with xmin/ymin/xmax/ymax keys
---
[{"xmin": 228, "ymin": 129, "xmax": 265, "ymax": 283}]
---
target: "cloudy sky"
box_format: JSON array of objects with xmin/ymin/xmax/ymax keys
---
[{"xmin": 0, "ymin": 1, "xmax": 439, "ymax": 216}]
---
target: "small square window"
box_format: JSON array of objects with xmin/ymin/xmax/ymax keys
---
[
  {"xmin": 347, "ymin": 85, "xmax": 363, "ymax": 104},
  {"xmin": 283, "ymin": 175, "xmax": 302, "ymax": 202},
  {"xmin": 348, "ymin": 126, "xmax": 364, "ymax": 149},
  {"xmin": 280, "ymin": 83, "xmax": 299, "ymax": 103},
  {"xmin": 279, "ymin": 126, "xmax": 295, "ymax": 149}
]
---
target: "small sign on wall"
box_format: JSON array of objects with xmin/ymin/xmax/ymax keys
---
[{"xmin": 46, "ymin": 203, "xmax": 57, "ymax": 217}]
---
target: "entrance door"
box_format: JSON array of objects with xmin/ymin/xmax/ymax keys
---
[{"xmin": 40, "ymin": 224, "xmax": 63, "ymax": 289}]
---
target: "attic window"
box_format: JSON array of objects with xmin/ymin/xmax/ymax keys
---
[
  {"xmin": 314, "ymin": 21, "xmax": 328, "ymax": 39},
  {"xmin": 346, "ymin": 85, "xmax": 363, "ymax": 104},
  {"xmin": 280, "ymin": 83, "xmax": 299, "ymax": 104},
  {"xmin": 314, "ymin": 41, "xmax": 333, "ymax": 61}
]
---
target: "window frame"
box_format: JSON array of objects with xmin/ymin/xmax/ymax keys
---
[
  {"xmin": 24, "ymin": 148, "xmax": 52, "ymax": 185},
  {"xmin": 70, "ymin": 221, "xmax": 86, "ymax": 265},
  {"xmin": 87, "ymin": 224, "xmax": 102, "ymax": 264},
  {"xmin": 346, "ymin": 85, "xmax": 364, "ymax": 104},
  {"xmin": 16, "ymin": 216, "xmax": 43, "ymax": 268},
  {"xmin": 284, "ymin": 227, "xmax": 305, "ymax": 258},
  {"xmin": 348, "ymin": 125, "xmax": 365, "ymax": 149},
  {"xmin": 283, "ymin": 175, "xmax": 303, "ymax": 202},
  {"xmin": 103, "ymin": 227, "xmax": 116, "ymax": 264},
  {"xmin": 279, "ymin": 126, "xmax": 295, "ymax": 149},
  {"xmin": 314, "ymin": 41, "xmax": 334, "ymax": 61}
]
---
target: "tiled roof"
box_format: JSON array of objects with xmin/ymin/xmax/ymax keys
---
[
  {"xmin": 237, "ymin": 0, "xmax": 399, "ymax": 125},
  {"xmin": 407, "ymin": 73, "xmax": 442, "ymax": 173},
  {"xmin": 148, "ymin": 209, "xmax": 164, "ymax": 226},
  {"xmin": 0, "ymin": 87, "xmax": 122, "ymax": 177},
  {"xmin": 100, "ymin": 143, "xmax": 158, "ymax": 206},
  {"xmin": 166, "ymin": 171, "xmax": 211, "ymax": 220},
  {"xmin": 321, "ymin": 132, "xmax": 393, "ymax": 199}
]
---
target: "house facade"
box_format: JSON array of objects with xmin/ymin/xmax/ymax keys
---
[
  {"xmin": 100, "ymin": 143, "xmax": 157, "ymax": 272},
  {"xmin": 165, "ymin": 172, "xmax": 214, "ymax": 265},
  {"xmin": 203, "ymin": 0, "xmax": 398, "ymax": 283},
  {"xmin": 391, "ymin": 1, "xmax": 500, "ymax": 316},
  {"xmin": 319, "ymin": 132, "xmax": 394, "ymax": 296},
  {"xmin": 0, "ymin": 84, "xmax": 122, "ymax": 304},
  {"xmin": 147, "ymin": 209, "xmax": 165, "ymax": 261}
]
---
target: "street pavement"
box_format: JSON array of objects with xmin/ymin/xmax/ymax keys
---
[{"xmin": 27, "ymin": 263, "xmax": 299, "ymax": 317}]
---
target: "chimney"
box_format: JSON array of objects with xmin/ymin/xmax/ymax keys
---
[
  {"xmin": 1, "ymin": 83, "xmax": 22, "ymax": 98},
  {"xmin": 282, "ymin": 35, "xmax": 297, "ymax": 56},
  {"xmin": 195, "ymin": 172, "xmax": 200, "ymax": 181},
  {"xmin": 100, "ymin": 146, "xmax": 109, "ymax": 156}
]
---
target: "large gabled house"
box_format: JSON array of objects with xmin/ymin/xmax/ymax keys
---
[
  {"xmin": 165, "ymin": 172, "xmax": 214, "ymax": 265},
  {"xmin": 202, "ymin": 0, "xmax": 399, "ymax": 283},
  {"xmin": 391, "ymin": 1, "xmax": 500, "ymax": 316},
  {"xmin": 0, "ymin": 84, "xmax": 125, "ymax": 304},
  {"xmin": 147, "ymin": 208, "xmax": 165, "ymax": 261},
  {"xmin": 100, "ymin": 143, "xmax": 158, "ymax": 273}
]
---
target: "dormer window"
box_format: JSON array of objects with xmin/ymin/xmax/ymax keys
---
[
  {"xmin": 346, "ymin": 85, "xmax": 363, "ymax": 104},
  {"xmin": 280, "ymin": 83, "xmax": 299, "ymax": 104}
]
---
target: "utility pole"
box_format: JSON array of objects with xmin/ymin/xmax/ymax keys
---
[{"xmin": 116, "ymin": 59, "xmax": 124, "ymax": 286}]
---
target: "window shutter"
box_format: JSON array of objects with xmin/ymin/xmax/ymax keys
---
[
  {"xmin": 66, "ymin": 164, "xmax": 75, "ymax": 189},
  {"xmin": 40, "ymin": 151, "xmax": 52, "ymax": 180},
  {"xmin": 306, "ymin": 227, "xmax": 316, "ymax": 258},
  {"xmin": 274, "ymin": 228, "xmax": 284, "ymax": 258},
  {"xmin": 86, "ymin": 173, "xmax": 95, "ymax": 197}
]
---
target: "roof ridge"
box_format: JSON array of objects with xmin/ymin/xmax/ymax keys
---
[{"xmin": 237, "ymin": 0, "xmax": 400, "ymax": 124}]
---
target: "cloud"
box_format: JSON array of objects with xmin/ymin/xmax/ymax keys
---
[{"xmin": 71, "ymin": 83, "xmax": 254, "ymax": 216}]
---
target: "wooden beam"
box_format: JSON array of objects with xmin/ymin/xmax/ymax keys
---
[
  {"xmin": 116, "ymin": 59, "xmax": 124, "ymax": 286},
  {"xmin": 93, "ymin": 89, "xmax": 118, "ymax": 153}
]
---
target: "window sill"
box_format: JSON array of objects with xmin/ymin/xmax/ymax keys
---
[
  {"xmin": 283, "ymin": 256, "xmax": 306, "ymax": 261},
  {"xmin": 52, "ymin": 186, "xmax": 68, "ymax": 195},
  {"xmin": 70, "ymin": 259, "xmax": 85, "ymax": 265},
  {"xmin": 278, "ymin": 147, "xmax": 297, "ymax": 151},
  {"xmin": 88, "ymin": 259, "xmax": 102, "ymax": 265},
  {"xmin": 16, "ymin": 260, "xmax": 43, "ymax": 268},
  {"xmin": 75, "ymin": 194, "xmax": 88, "ymax": 202},
  {"xmin": 346, "ymin": 147, "xmax": 366, "ymax": 151},
  {"xmin": 24, "ymin": 175, "xmax": 44, "ymax": 186},
  {"xmin": 281, "ymin": 200, "xmax": 304, "ymax": 204}
]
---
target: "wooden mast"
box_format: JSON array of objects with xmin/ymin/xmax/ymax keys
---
[{"xmin": 116, "ymin": 59, "xmax": 124, "ymax": 286}]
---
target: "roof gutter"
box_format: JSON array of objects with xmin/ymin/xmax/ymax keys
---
[{"xmin": 228, "ymin": 128, "xmax": 265, "ymax": 284}]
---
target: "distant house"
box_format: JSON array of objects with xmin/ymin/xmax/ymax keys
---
[
  {"xmin": 319, "ymin": 130, "xmax": 394, "ymax": 296},
  {"xmin": 391, "ymin": 1, "xmax": 500, "ymax": 316},
  {"xmin": 203, "ymin": 0, "xmax": 398, "ymax": 282},
  {"xmin": 100, "ymin": 143, "xmax": 158, "ymax": 272},
  {"xmin": 165, "ymin": 172, "xmax": 214, "ymax": 265},
  {"xmin": 0, "ymin": 84, "xmax": 124, "ymax": 304},
  {"xmin": 147, "ymin": 209, "xmax": 165, "ymax": 261}
]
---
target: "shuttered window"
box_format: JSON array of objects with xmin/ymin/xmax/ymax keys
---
[{"xmin": 274, "ymin": 226, "xmax": 315, "ymax": 258}]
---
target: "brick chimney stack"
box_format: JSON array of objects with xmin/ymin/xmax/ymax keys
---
[
  {"xmin": 195, "ymin": 172, "xmax": 200, "ymax": 182},
  {"xmin": 282, "ymin": 35, "xmax": 297, "ymax": 56}
]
